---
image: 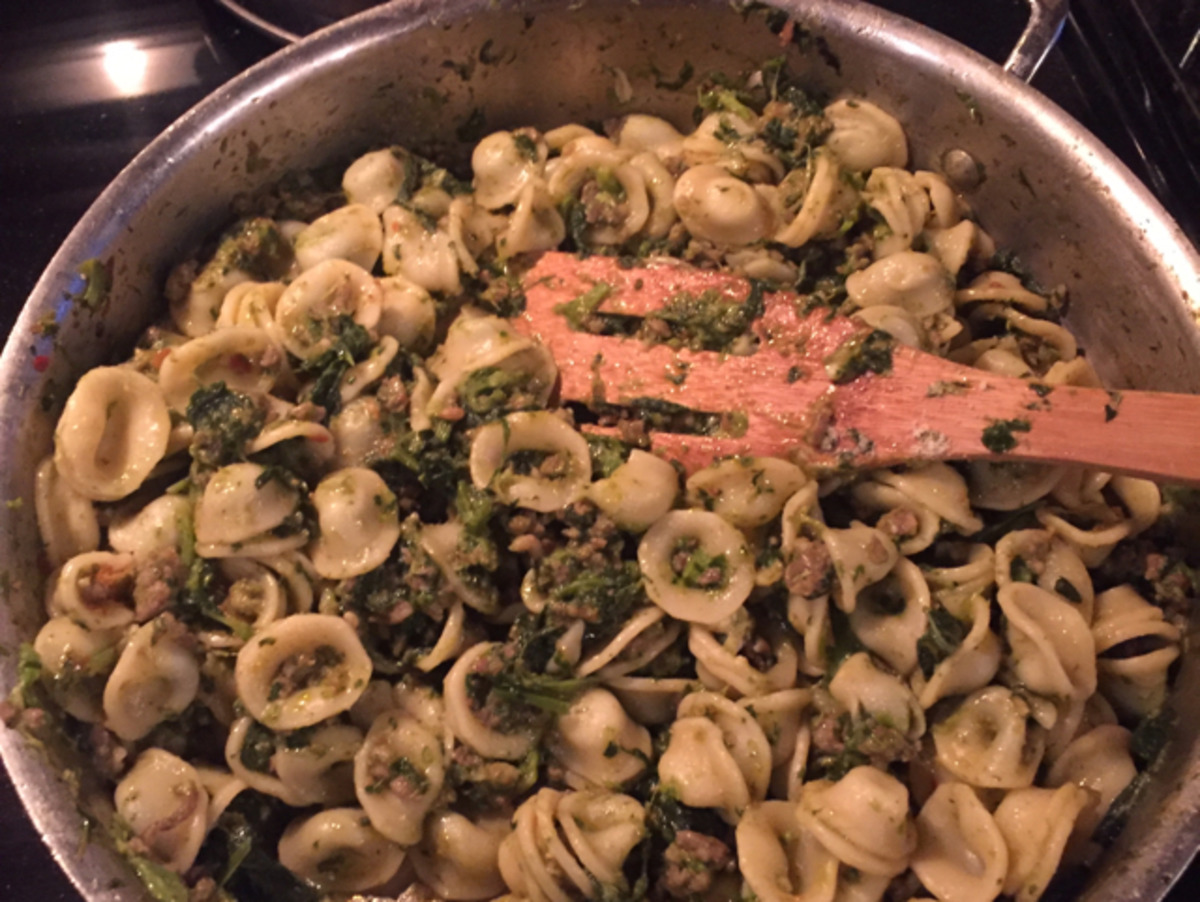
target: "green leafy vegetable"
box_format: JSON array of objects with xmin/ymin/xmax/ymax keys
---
[
  {"xmin": 981, "ymin": 418, "xmax": 1031, "ymax": 453},
  {"xmin": 917, "ymin": 608, "xmax": 968, "ymax": 679},
  {"xmin": 823, "ymin": 330, "xmax": 895, "ymax": 384},
  {"xmin": 187, "ymin": 382, "xmax": 265, "ymax": 469}
]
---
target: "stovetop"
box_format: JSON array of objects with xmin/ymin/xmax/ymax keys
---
[{"xmin": 1, "ymin": 0, "xmax": 1198, "ymax": 899}]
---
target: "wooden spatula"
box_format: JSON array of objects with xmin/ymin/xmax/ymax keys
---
[{"xmin": 511, "ymin": 252, "xmax": 1199, "ymax": 483}]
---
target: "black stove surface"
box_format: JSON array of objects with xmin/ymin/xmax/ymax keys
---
[{"xmin": 1, "ymin": 0, "xmax": 1198, "ymax": 899}]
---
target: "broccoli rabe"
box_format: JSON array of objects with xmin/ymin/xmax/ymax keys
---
[{"xmin": 186, "ymin": 382, "xmax": 266, "ymax": 469}]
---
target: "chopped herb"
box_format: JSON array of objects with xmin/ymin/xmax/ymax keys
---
[
  {"xmin": 13, "ymin": 643, "xmax": 43, "ymax": 708},
  {"xmin": 641, "ymin": 281, "xmax": 767, "ymax": 353},
  {"xmin": 1030, "ymin": 382, "xmax": 1054, "ymax": 398},
  {"xmin": 512, "ymin": 132, "xmax": 539, "ymax": 161},
  {"xmin": 652, "ymin": 61, "xmax": 694, "ymax": 90},
  {"xmin": 824, "ymin": 330, "xmax": 894, "ymax": 384},
  {"xmin": 955, "ymin": 89, "xmax": 983, "ymax": 124},
  {"xmin": 981, "ymin": 418, "xmax": 1031, "ymax": 453},
  {"xmin": 70, "ymin": 257, "xmax": 113, "ymax": 310},
  {"xmin": 1105, "ymin": 390, "xmax": 1123, "ymax": 422},
  {"xmin": 786, "ymin": 366, "xmax": 804, "ymax": 383},
  {"xmin": 366, "ymin": 756, "xmax": 430, "ymax": 794},
  {"xmin": 585, "ymin": 434, "xmax": 633, "ymax": 478},
  {"xmin": 555, "ymin": 282, "xmax": 614, "ymax": 330}
]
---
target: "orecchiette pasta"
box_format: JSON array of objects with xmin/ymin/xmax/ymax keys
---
[
  {"xmin": 17, "ymin": 66, "xmax": 1190, "ymax": 902},
  {"xmin": 115, "ymin": 749, "xmax": 210, "ymax": 874},
  {"xmin": 234, "ymin": 614, "xmax": 372, "ymax": 729},
  {"xmin": 53, "ymin": 366, "xmax": 171, "ymax": 501},
  {"xmin": 277, "ymin": 807, "xmax": 406, "ymax": 893}
]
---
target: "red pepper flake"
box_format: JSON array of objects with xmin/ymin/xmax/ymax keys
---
[
  {"xmin": 308, "ymin": 432, "xmax": 330, "ymax": 443},
  {"xmin": 32, "ymin": 355, "xmax": 50, "ymax": 373},
  {"xmin": 152, "ymin": 347, "xmax": 172, "ymax": 370},
  {"xmin": 779, "ymin": 18, "xmax": 795, "ymax": 47}
]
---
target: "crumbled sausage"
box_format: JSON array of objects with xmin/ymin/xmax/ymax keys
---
[
  {"xmin": 877, "ymin": 506, "xmax": 920, "ymax": 542},
  {"xmin": 660, "ymin": 831, "xmax": 734, "ymax": 899},
  {"xmin": 784, "ymin": 538, "xmax": 834, "ymax": 598},
  {"xmin": 133, "ymin": 547, "xmax": 184, "ymax": 622}
]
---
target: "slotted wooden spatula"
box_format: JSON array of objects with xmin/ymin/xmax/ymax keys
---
[{"xmin": 512, "ymin": 252, "xmax": 1200, "ymax": 483}]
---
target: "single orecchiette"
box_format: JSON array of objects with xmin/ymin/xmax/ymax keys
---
[
  {"xmin": 586, "ymin": 449, "xmax": 680, "ymax": 532},
  {"xmin": 997, "ymin": 582, "xmax": 1096, "ymax": 703},
  {"xmin": 674, "ymin": 164, "xmax": 776, "ymax": 246},
  {"xmin": 823, "ymin": 521, "xmax": 900, "ymax": 613},
  {"xmin": 550, "ymin": 687, "xmax": 653, "ymax": 790},
  {"xmin": 33, "ymin": 616, "xmax": 120, "ymax": 722},
  {"xmin": 274, "ymin": 258, "xmax": 382, "ymax": 361},
  {"xmin": 1091, "ymin": 584, "xmax": 1182, "ymax": 720},
  {"xmin": 48, "ymin": 550, "xmax": 138, "ymax": 630},
  {"xmin": 1046, "ymin": 724, "xmax": 1137, "ymax": 864},
  {"xmin": 638, "ymin": 509, "xmax": 754, "ymax": 624},
  {"xmin": 912, "ymin": 595, "xmax": 1002, "ymax": 709},
  {"xmin": 932, "ymin": 686, "xmax": 1044, "ymax": 789},
  {"xmin": 993, "ymin": 784, "xmax": 1090, "ymax": 902},
  {"xmin": 34, "ymin": 457, "xmax": 99, "ymax": 567},
  {"xmin": 684, "ymin": 457, "xmax": 807, "ymax": 529},
  {"xmin": 115, "ymin": 749, "xmax": 210, "ymax": 874},
  {"xmin": 911, "ymin": 781, "xmax": 1009, "ymax": 902},
  {"xmin": 277, "ymin": 807, "xmax": 406, "ymax": 893},
  {"xmin": 234, "ymin": 613, "xmax": 372, "ymax": 729},
  {"xmin": 829, "ymin": 651, "xmax": 925, "ymax": 739},
  {"xmin": 411, "ymin": 811, "xmax": 511, "ymax": 901},
  {"xmin": 354, "ymin": 708, "xmax": 445, "ymax": 845},
  {"xmin": 103, "ymin": 617, "xmax": 201, "ymax": 741},
  {"xmin": 293, "ymin": 203, "xmax": 384, "ymax": 272},
  {"xmin": 157, "ymin": 326, "xmax": 283, "ymax": 411},
  {"xmin": 193, "ymin": 462, "xmax": 306, "ymax": 558},
  {"xmin": 53, "ymin": 366, "xmax": 171, "ymax": 501},
  {"xmin": 270, "ymin": 722, "xmax": 364, "ymax": 807},
  {"xmin": 497, "ymin": 788, "xmax": 645, "ymax": 902},
  {"xmin": 469, "ymin": 412, "xmax": 592, "ymax": 512},
  {"xmin": 378, "ymin": 273, "xmax": 438, "ymax": 350},
  {"xmin": 472, "ymin": 129, "xmax": 548, "ymax": 210},
  {"xmin": 848, "ymin": 558, "xmax": 930, "ymax": 676},
  {"xmin": 823, "ymin": 98, "xmax": 908, "ymax": 171},
  {"xmin": 845, "ymin": 252, "xmax": 956, "ymax": 346},
  {"xmin": 443, "ymin": 642, "xmax": 537, "ymax": 760},
  {"xmin": 343, "ymin": 148, "xmax": 408, "ymax": 214},
  {"xmin": 736, "ymin": 801, "xmax": 834, "ymax": 902},
  {"xmin": 427, "ymin": 311, "xmax": 556, "ymax": 419},
  {"xmin": 499, "ymin": 181, "xmax": 567, "ymax": 256},
  {"xmin": 107, "ymin": 494, "xmax": 189, "ymax": 557},
  {"xmin": 381, "ymin": 204, "xmax": 463, "ymax": 294},
  {"xmin": 309, "ymin": 467, "xmax": 402, "ymax": 579},
  {"xmin": 797, "ymin": 765, "xmax": 916, "ymax": 878},
  {"xmin": 657, "ymin": 690, "xmax": 771, "ymax": 822}
]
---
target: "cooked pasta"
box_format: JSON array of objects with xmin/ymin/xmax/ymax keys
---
[{"xmin": 7, "ymin": 57, "xmax": 1194, "ymax": 902}]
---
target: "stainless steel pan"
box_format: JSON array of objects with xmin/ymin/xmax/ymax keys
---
[{"xmin": 3, "ymin": 1, "xmax": 1199, "ymax": 899}]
